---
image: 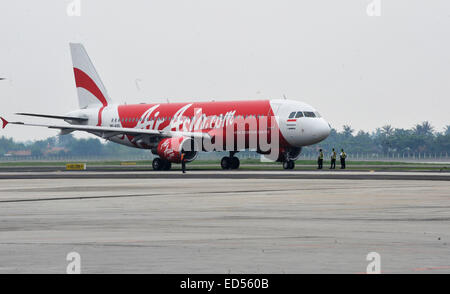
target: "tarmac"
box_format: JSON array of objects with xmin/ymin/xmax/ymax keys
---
[{"xmin": 0, "ymin": 170, "xmax": 449, "ymax": 273}]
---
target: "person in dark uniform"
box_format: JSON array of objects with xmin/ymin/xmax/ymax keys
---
[
  {"xmin": 340, "ymin": 149, "xmax": 347, "ymax": 169},
  {"xmin": 317, "ymin": 149, "xmax": 324, "ymax": 169},
  {"xmin": 330, "ymin": 148, "xmax": 337, "ymax": 169},
  {"xmin": 181, "ymin": 152, "xmax": 186, "ymax": 174}
]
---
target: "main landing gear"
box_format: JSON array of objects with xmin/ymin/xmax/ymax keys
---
[
  {"xmin": 221, "ymin": 152, "xmax": 240, "ymax": 170},
  {"xmin": 282, "ymin": 160, "xmax": 295, "ymax": 170},
  {"xmin": 152, "ymin": 158, "xmax": 172, "ymax": 171}
]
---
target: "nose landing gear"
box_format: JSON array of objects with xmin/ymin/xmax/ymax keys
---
[{"xmin": 221, "ymin": 152, "xmax": 240, "ymax": 170}]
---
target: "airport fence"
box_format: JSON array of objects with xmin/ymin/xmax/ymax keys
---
[
  {"xmin": 299, "ymin": 151, "xmax": 450, "ymax": 163},
  {"xmin": 0, "ymin": 154, "xmax": 155, "ymax": 163}
]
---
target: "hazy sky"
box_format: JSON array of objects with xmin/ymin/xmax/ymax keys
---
[{"xmin": 1, "ymin": 0, "xmax": 449, "ymax": 141}]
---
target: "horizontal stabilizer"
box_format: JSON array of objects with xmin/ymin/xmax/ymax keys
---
[{"xmin": 15, "ymin": 113, "xmax": 88, "ymax": 122}]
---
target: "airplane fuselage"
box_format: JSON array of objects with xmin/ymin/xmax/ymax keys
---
[{"xmin": 67, "ymin": 99, "xmax": 331, "ymax": 154}]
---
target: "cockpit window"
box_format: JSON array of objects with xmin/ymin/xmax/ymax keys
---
[
  {"xmin": 289, "ymin": 112, "xmax": 296, "ymax": 119},
  {"xmin": 315, "ymin": 112, "xmax": 321, "ymax": 118},
  {"xmin": 304, "ymin": 111, "xmax": 316, "ymax": 118},
  {"xmin": 295, "ymin": 111, "xmax": 304, "ymax": 118}
]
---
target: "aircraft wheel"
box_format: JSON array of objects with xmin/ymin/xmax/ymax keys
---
[
  {"xmin": 152, "ymin": 158, "xmax": 164, "ymax": 171},
  {"xmin": 221, "ymin": 157, "xmax": 231, "ymax": 170},
  {"xmin": 288, "ymin": 160, "xmax": 295, "ymax": 170},
  {"xmin": 283, "ymin": 160, "xmax": 295, "ymax": 170},
  {"xmin": 230, "ymin": 157, "xmax": 240, "ymax": 169}
]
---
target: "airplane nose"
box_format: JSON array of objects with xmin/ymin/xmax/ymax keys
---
[{"xmin": 318, "ymin": 119, "xmax": 331, "ymax": 141}]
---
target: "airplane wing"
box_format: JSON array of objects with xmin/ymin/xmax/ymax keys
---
[{"xmin": 0, "ymin": 117, "xmax": 210, "ymax": 140}]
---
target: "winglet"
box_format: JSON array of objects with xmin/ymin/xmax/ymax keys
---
[{"xmin": 1, "ymin": 117, "xmax": 9, "ymax": 129}]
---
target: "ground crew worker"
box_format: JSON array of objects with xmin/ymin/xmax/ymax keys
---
[
  {"xmin": 317, "ymin": 149, "xmax": 324, "ymax": 169},
  {"xmin": 181, "ymin": 152, "xmax": 186, "ymax": 174},
  {"xmin": 340, "ymin": 149, "xmax": 347, "ymax": 169},
  {"xmin": 330, "ymin": 148, "xmax": 337, "ymax": 169}
]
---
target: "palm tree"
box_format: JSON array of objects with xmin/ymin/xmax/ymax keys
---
[
  {"xmin": 381, "ymin": 125, "xmax": 394, "ymax": 137},
  {"xmin": 413, "ymin": 121, "xmax": 434, "ymax": 136},
  {"xmin": 342, "ymin": 125, "xmax": 354, "ymax": 137}
]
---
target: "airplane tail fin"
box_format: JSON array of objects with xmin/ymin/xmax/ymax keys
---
[{"xmin": 69, "ymin": 43, "xmax": 112, "ymax": 109}]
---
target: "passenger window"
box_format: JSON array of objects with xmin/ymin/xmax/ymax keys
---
[
  {"xmin": 304, "ymin": 112, "xmax": 316, "ymax": 118},
  {"xmin": 289, "ymin": 112, "xmax": 296, "ymax": 118},
  {"xmin": 295, "ymin": 112, "xmax": 304, "ymax": 118}
]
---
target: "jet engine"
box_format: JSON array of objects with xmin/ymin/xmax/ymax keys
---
[{"xmin": 155, "ymin": 137, "xmax": 199, "ymax": 163}]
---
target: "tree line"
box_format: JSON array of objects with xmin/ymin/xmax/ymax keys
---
[
  {"xmin": 0, "ymin": 134, "xmax": 147, "ymax": 157},
  {"xmin": 305, "ymin": 121, "xmax": 450, "ymax": 155}
]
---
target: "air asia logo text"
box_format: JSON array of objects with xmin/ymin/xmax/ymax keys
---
[{"xmin": 132, "ymin": 104, "xmax": 237, "ymax": 132}]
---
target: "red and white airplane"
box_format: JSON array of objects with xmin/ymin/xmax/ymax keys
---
[{"xmin": 1, "ymin": 43, "xmax": 331, "ymax": 170}]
